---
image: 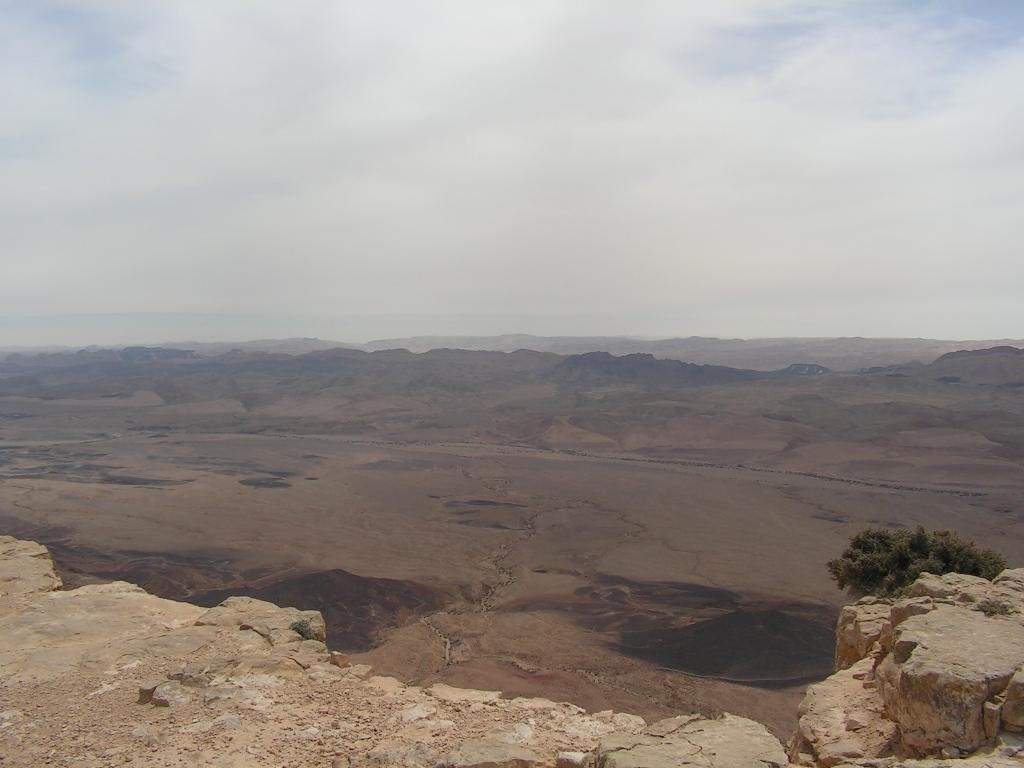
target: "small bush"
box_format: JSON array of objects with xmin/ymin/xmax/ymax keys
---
[
  {"xmin": 289, "ymin": 618, "xmax": 316, "ymax": 640},
  {"xmin": 827, "ymin": 526, "xmax": 1006, "ymax": 598},
  {"xmin": 976, "ymin": 599, "xmax": 1013, "ymax": 617}
]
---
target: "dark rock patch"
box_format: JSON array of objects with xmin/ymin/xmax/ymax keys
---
[
  {"xmin": 239, "ymin": 477, "xmax": 291, "ymax": 489},
  {"xmin": 514, "ymin": 574, "xmax": 835, "ymax": 687}
]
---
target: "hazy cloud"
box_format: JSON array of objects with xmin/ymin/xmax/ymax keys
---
[{"xmin": 2, "ymin": 1, "xmax": 1023, "ymax": 343}]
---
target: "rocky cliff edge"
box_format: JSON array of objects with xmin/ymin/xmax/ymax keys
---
[
  {"xmin": 4, "ymin": 534, "xmax": 1024, "ymax": 768},
  {"xmin": 0, "ymin": 535, "xmax": 783, "ymax": 768}
]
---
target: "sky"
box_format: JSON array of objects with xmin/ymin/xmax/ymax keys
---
[{"xmin": 1, "ymin": 1, "xmax": 1023, "ymax": 345}]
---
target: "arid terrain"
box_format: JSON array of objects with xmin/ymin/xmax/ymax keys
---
[{"xmin": 2, "ymin": 341, "xmax": 1023, "ymax": 737}]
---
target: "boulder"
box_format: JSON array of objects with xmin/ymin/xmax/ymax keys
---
[
  {"xmin": 137, "ymin": 678, "xmax": 166, "ymax": 704},
  {"xmin": 150, "ymin": 681, "xmax": 192, "ymax": 707}
]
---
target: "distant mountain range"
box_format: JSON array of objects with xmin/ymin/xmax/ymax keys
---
[
  {"xmin": 2, "ymin": 343, "xmax": 1022, "ymax": 403},
  {"xmin": 4, "ymin": 335, "xmax": 1023, "ymax": 372},
  {"xmin": 915, "ymin": 345, "xmax": 1024, "ymax": 387},
  {"xmin": 360, "ymin": 335, "xmax": 1024, "ymax": 371}
]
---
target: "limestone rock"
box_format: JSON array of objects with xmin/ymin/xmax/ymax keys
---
[
  {"xmin": 490, "ymin": 722, "xmax": 534, "ymax": 745},
  {"xmin": 790, "ymin": 658, "xmax": 896, "ymax": 766},
  {"xmin": 137, "ymin": 678, "xmax": 166, "ymax": 704},
  {"xmin": 0, "ymin": 536, "xmax": 61, "ymax": 598},
  {"xmin": 150, "ymin": 681, "xmax": 192, "ymax": 707},
  {"xmin": 509, "ymin": 696, "xmax": 564, "ymax": 712},
  {"xmin": 213, "ymin": 712, "xmax": 241, "ymax": 729},
  {"xmin": 307, "ymin": 662, "xmax": 349, "ymax": 683},
  {"xmin": 836, "ymin": 600, "xmax": 891, "ymax": 670},
  {"xmin": 129, "ymin": 723, "xmax": 164, "ymax": 747},
  {"xmin": 346, "ymin": 663, "xmax": 374, "ymax": 678},
  {"xmin": 643, "ymin": 714, "xmax": 702, "ymax": 737},
  {"xmin": 353, "ymin": 738, "xmax": 437, "ymax": 767},
  {"xmin": 878, "ymin": 606, "xmax": 1024, "ymax": 753},
  {"xmin": 796, "ymin": 568, "xmax": 1024, "ymax": 762},
  {"xmin": 429, "ymin": 683, "xmax": 502, "ymax": 703},
  {"xmin": 1002, "ymin": 669, "xmax": 1024, "ymax": 730},
  {"xmin": 904, "ymin": 572, "xmax": 991, "ymax": 600},
  {"xmin": 439, "ymin": 737, "xmax": 541, "ymax": 768},
  {"xmin": 596, "ymin": 713, "xmax": 787, "ymax": 768},
  {"xmin": 194, "ymin": 596, "xmax": 326, "ymax": 643},
  {"xmin": 609, "ymin": 713, "xmax": 645, "ymax": 734},
  {"xmin": 552, "ymin": 712, "xmax": 618, "ymax": 741},
  {"xmin": 368, "ymin": 675, "xmax": 406, "ymax": 694},
  {"xmin": 0, "ymin": 579, "xmax": 204, "ymax": 685},
  {"xmin": 396, "ymin": 702, "xmax": 436, "ymax": 723},
  {"xmin": 556, "ymin": 751, "xmax": 590, "ymax": 768},
  {"xmin": 328, "ymin": 651, "xmax": 352, "ymax": 668},
  {"xmin": 122, "ymin": 625, "xmax": 219, "ymax": 659}
]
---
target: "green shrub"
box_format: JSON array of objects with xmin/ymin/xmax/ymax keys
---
[
  {"xmin": 827, "ymin": 526, "xmax": 1006, "ymax": 597},
  {"xmin": 289, "ymin": 618, "xmax": 316, "ymax": 641}
]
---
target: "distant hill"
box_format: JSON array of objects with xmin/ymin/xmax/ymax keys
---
[
  {"xmin": 162, "ymin": 338, "xmax": 356, "ymax": 356},
  {"xmin": 7, "ymin": 336, "xmax": 1023, "ymax": 371},
  {"xmin": 362, "ymin": 335, "xmax": 1024, "ymax": 371},
  {"xmin": 921, "ymin": 346, "xmax": 1024, "ymax": 386},
  {"xmin": 0, "ymin": 338, "xmax": 354, "ymax": 361},
  {"xmin": 0, "ymin": 346, "xmax": 561, "ymax": 402},
  {"xmin": 5, "ymin": 343, "xmax": 1024, "ymax": 405},
  {"xmin": 0, "ymin": 346, "xmax": 800, "ymax": 404},
  {"xmin": 551, "ymin": 352, "xmax": 762, "ymax": 387}
]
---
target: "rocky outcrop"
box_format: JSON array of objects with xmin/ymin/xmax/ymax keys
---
[
  {"xmin": 835, "ymin": 599, "xmax": 890, "ymax": 670},
  {"xmin": 792, "ymin": 569, "xmax": 1024, "ymax": 765},
  {"xmin": 0, "ymin": 537, "xmax": 785, "ymax": 768},
  {"xmin": 0, "ymin": 534, "xmax": 62, "ymax": 597}
]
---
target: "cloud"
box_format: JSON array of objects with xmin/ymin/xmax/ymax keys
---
[{"xmin": 1, "ymin": 0, "xmax": 1022, "ymax": 340}]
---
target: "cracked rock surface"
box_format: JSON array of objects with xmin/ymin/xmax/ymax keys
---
[{"xmin": 596, "ymin": 713, "xmax": 787, "ymax": 768}]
